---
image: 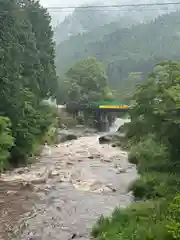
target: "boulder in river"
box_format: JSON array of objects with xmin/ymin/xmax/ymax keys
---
[
  {"xmin": 116, "ymin": 168, "xmax": 127, "ymax": 174},
  {"xmin": 111, "ymin": 144, "xmax": 117, "ymax": 148},
  {"xmin": 59, "ymin": 133, "xmax": 78, "ymax": 142},
  {"xmin": 49, "ymin": 170, "xmax": 60, "ymax": 178},
  {"xmin": 30, "ymin": 177, "xmax": 47, "ymax": 185},
  {"xmin": 99, "ymin": 135, "xmax": 113, "ymax": 144},
  {"xmin": 64, "ymin": 134, "xmax": 77, "ymax": 141}
]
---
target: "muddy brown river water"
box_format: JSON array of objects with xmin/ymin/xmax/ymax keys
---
[{"xmin": 0, "ymin": 119, "xmax": 137, "ymax": 240}]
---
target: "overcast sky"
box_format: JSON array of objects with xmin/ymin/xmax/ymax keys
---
[
  {"xmin": 39, "ymin": 0, "xmax": 97, "ymax": 25},
  {"xmin": 40, "ymin": 0, "xmax": 91, "ymax": 7}
]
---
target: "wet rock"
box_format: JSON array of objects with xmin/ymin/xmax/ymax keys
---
[
  {"xmin": 6, "ymin": 190, "xmax": 17, "ymax": 196},
  {"xmin": 61, "ymin": 124, "xmax": 67, "ymax": 129},
  {"xmin": 106, "ymin": 184, "xmax": 117, "ymax": 192},
  {"xmin": 93, "ymin": 186, "xmax": 112, "ymax": 193},
  {"xmin": 113, "ymin": 163, "xmax": 119, "ymax": 168},
  {"xmin": 56, "ymin": 206, "xmax": 61, "ymax": 211},
  {"xmin": 99, "ymin": 135, "xmax": 112, "ymax": 144},
  {"xmin": 14, "ymin": 167, "xmax": 29, "ymax": 174},
  {"xmin": 59, "ymin": 133, "xmax": 78, "ymax": 142},
  {"xmin": 59, "ymin": 178, "xmax": 65, "ymax": 183},
  {"xmin": 76, "ymin": 125, "xmax": 84, "ymax": 128},
  {"xmin": 68, "ymin": 232, "xmax": 86, "ymax": 239},
  {"xmin": 127, "ymin": 164, "xmax": 134, "ymax": 169},
  {"xmin": 77, "ymin": 159, "xmax": 83, "ymax": 162},
  {"xmin": 99, "ymin": 133, "xmax": 120, "ymax": 144},
  {"xmin": 69, "ymin": 233, "xmax": 77, "ymax": 239},
  {"xmin": 112, "ymin": 144, "xmax": 117, "ymax": 148},
  {"xmin": 74, "ymin": 179, "xmax": 105, "ymax": 192},
  {"xmin": 116, "ymin": 167, "xmax": 127, "ymax": 174},
  {"xmin": 103, "ymin": 158, "xmax": 112, "ymax": 163},
  {"xmin": 67, "ymin": 161, "xmax": 74, "ymax": 165},
  {"xmin": 49, "ymin": 170, "xmax": 59, "ymax": 178},
  {"xmin": 66, "ymin": 134, "xmax": 78, "ymax": 141},
  {"xmin": 20, "ymin": 182, "xmax": 34, "ymax": 190},
  {"xmin": 30, "ymin": 177, "xmax": 47, "ymax": 185},
  {"xmin": 92, "ymin": 154, "xmax": 101, "ymax": 158}
]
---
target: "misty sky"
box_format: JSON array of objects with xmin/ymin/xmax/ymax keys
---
[{"xmin": 40, "ymin": 0, "xmax": 91, "ymax": 7}]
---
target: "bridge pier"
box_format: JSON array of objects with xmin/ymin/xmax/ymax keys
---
[{"xmin": 99, "ymin": 112, "xmax": 109, "ymax": 132}]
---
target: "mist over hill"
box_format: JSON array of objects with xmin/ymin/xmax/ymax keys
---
[
  {"xmin": 53, "ymin": 0, "xmax": 179, "ymax": 43},
  {"xmin": 55, "ymin": 10, "xmax": 180, "ymax": 89}
]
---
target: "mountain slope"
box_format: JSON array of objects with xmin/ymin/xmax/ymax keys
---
[
  {"xmin": 53, "ymin": 0, "xmax": 179, "ymax": 43},
  {"xmin": 56, "ymin": 11, "xmax": 180, "ymax": 87},
  {"xmin": 53, "ymin": 7, "xmax": 117, "ymax": 43}
]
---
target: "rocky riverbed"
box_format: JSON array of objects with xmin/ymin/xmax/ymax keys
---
[{"xmin": 0, "ymin": 119, "xmax": 137, "ymax": 240}]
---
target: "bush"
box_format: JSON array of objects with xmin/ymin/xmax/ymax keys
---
[
  {"xmin": 10, "ymin": 103, "xmax": 58, "ymax": 165},
  {"xmin": 91, "ymin": 200, "xmax": 172, "ymax": 240},
  {"xmin": 0, "ymin": 117, "xmax": 14, "ymax": 171},
  {"xmin": 128, "ymin": 135, "xmax": 170, "ymax": 174},
  {"xmin": 130, "ymin": 173, "xmax": 180, "ymax": 200},
  {"xmin": 166, "ymin": 194, "xmax": 180, "ymax": 240}
]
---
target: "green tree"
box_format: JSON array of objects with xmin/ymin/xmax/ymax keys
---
[
  {"xmin": 64, "ymin": 57, "xmax": 111, "ymax": 104},
  {"xmin": 23, "ymin": 0, "xmax": 57, "ymax": 99},
  {"xmin": 0, "ymin": 0, "xmax": 57, "ymax": 165},
  {"xmin": 128, "ymin": 61, "xmax": 180, "ymax": 161}
]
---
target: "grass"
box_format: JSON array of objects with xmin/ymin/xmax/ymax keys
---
[{"xmin": 91, "ymin": 200, "xmax": 172, "ymax": 240}]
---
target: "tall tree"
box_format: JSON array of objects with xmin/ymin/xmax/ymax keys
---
[
  {"xmin": 64, "ymin": 57, "xmax": 111, "ymax": 104},
  {"xmin": 129, "ymin": 60, "xmax": 180, "ymax": 163},
  {"xmin": 0, "ymin": 0, "xmax": 58, "ymax": 165},
  {"xmin": 23, "ymin": 0, "xmax": 57, "ymax": 99}
]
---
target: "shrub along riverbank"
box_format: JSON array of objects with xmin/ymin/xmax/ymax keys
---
[{"xmin": 91, "ymin": 61, "xmax": 180, "ymax": 240}]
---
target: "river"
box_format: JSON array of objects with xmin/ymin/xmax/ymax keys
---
[{"xmin": 0, "ymin": 118, "xmax": 137, "ymax": 240}]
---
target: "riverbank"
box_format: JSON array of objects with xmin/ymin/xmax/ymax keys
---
[{"xmin": 0, "ymin": 119, "xmax": 137, "ymax": 240}]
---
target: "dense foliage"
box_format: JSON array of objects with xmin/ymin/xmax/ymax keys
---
[
  {"xmin": 0, "ymin": 117, "xmax": 14, "ymax": 171},
  {"xmin": 56, "ymin": 11, "xmax": 180, "ymax": 89},
  {"xmin": 91, "ymin": 61, "xmax": 180, "ymax": 239},
  {"xmin": 0, "ymin": 0, "xmax": 57, "ymax": 168},
  {"xmin": 56, "ymin": 57, "xmax": 115, "ymax": 127},
  {"xmin": 60, "ymin": 57, "xmax": 113, "ymax": 103}
]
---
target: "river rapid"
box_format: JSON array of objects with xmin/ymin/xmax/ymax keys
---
[{"xmin": 0, "ymin": 118, "xmax": 137, "ymax": 240}]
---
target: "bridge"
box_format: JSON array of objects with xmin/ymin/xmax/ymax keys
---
[
  {"xmin": 57, "ymin": 101, "xmax": 130, "ymax": 112},
  {"xmin": 57, "ymin": 101, "xmax": 130, "ymax": 132}
]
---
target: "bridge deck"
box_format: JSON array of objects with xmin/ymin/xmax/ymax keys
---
[{"xmin": 64, "ymin": 102, "xmax": 130, "ymax": 112}]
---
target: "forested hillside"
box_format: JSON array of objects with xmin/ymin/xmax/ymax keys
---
[
  {"xmin": 53, "ymin": 0, "xmax": 179, "ymax": 44},
  {"xmin": 53, "ymin": 7, "xmax": 118, "ymax": 44},
  {"xmin": 0, "ymin": 0, "xmax": 57, "ymax": 169},
  {"xmin": 56, "ymin": 11, "xmax": 180, "ymax": 88}
]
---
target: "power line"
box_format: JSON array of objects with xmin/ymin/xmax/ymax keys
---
[
  {"xmin": 49, "ymin": 8, "xmax": 180, "ymax": 13},
  {"xmin": 46, "ymin": 2, "xmax": 180, "ymax": 10},
  {"xmin": 1, "ymin": 2, "xmax": 180, "ymax": 14}
]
